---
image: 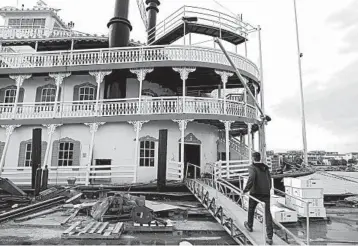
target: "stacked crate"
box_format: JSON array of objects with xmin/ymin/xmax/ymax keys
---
[{"xmin": 283, "ymin": 177, "xmax": 326, "ymax": 218}]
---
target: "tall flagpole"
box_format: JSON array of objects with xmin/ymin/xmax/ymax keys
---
[{"xmin": 293, "ymin": 0, "xmax": 308, "ymax": 167}]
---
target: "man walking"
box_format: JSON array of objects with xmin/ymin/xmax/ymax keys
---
[{"xmin": 243, "ymin": 152, "xmax": 274, "ymax": 245}]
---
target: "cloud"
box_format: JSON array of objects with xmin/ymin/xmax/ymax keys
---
[
  {"xmin": 327, "ymin": 0, "xmax": 358, "ymax": 53},
  {"xmin": 272, "ymin": 59, "xmax": 358, "ymax": 139}
]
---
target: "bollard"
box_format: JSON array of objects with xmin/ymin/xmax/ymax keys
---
[
  {"xmin": 41, "ymin": 165, "xmax": 49, "ymax": 191},
  {"xmin": 34, "ymin": 167, "xmax": 42, "ymax": 196}
]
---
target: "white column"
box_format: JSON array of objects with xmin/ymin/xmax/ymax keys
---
[
  {"xmin": 173, "ymin": 67, "xmax": 196, "ymax": 113},
  {"xmin": 173, "ymin": 119, "xmax": 193, "ymax": 180},
  {"xmin": 9, "ymin": 74, "xmax": 31, "ymax": 118},
  {"xmin": 89, "ymin": 70, "xmax": 112, "ymax": 115},
  {"xmin": 220, "ymin": 120, "xmax": 234, "ymax": 178},
  {"xmin": 248, "ymin": 123, "xmax": 253, "ymax": 163},
  {"xmin": 84, "ymin": 122, "xmax": 105, "ymax": 186},
  {"xmin": 130, "ymin": 68, "xmax": 153, "ymax": 114},
  {"xmin": 49, "ymin": 72, "xmax": 71, "ymax": 117},
  {"xmin": 252, "ymin": 130, "xmax": 255, "ymax": 151},
  {"xmin": 0, "ymin": 125, "xmax": 20, "ymax": 176},
  {"xmin": 129, "ymin": 121, "xmax": 149, "ymax": 183},
  {"xmin": 215, "ymin": 70, "xmax": 233, "ymax": 115},
  {"xmin": 42, "ymin": 124, "xmax": 62, "ymax": 168}
]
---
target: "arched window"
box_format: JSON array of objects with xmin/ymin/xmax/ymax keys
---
[
  {"xmin": 4, "ymin": 88, "xmax": 16, "ymax": 103},
  {"xmin": 41, "ymin": 87, "xmax": 56, "ymax": 103},
  {"xmin": 51, "ymin": 138, "xmax": 80, "ymax": 167},
  {"xmin": 18, "ymin": 140, "xmax": 47, "ymax": 167},
  {"xmin": 79, "ymin": 86, "xmax": 95, "ymax": 101}
]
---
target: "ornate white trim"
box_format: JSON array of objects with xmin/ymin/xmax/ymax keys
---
[
  {"xmin": 89, "ymin": 70, "xmax": 112, "ymax": 85},
  {"xmin": 9, "ymin": 74, "xmax": 31, "ymax": 87},
  {"xmin": 215, "ymin": 70, "xmax": 234, "ymax": 85},
  {"xmin": 130, "ymin": 68, "xmax": 154, "ymax": 82},
  {"xmin": 85, "ymin": 122, "xmax": 106, "ymax": 134},
  {"xmin": 49, "ymin": 72, "xmax": 71, "ymax": 87},
  {"xmin": 220, "ymin": 120, "xmax": 235, "ymax": 130},
  {"xmin": 1, "ymin": 125, "xmax": 21, "ymax": 137},
  {"xmin": 173, "ymin": 67, "xmax": 196, "ymax": 81},
  {"xmin": 128, "ymin": 121, "xmax": 149, "ymax": 132},
  {"xmin": 43, "ymin": 124, "xmax": 62, "ymax": 136},
  {"xmin": 172, "ymin": 119, "xmax": 194, "ymax": 131}
]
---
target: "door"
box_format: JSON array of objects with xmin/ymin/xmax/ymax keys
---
[
  {"xmin": 92, "ymin": 159, "xmax": 111, "ymax": 184},
  {"xmin": 179, "ymin": 144, "xmax": 201, "ymax": 179}
]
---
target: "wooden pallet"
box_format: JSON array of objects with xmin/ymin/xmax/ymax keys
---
[
  {"xmin": 128, "ymin": 221, "xmax": 173, "ymax": 232},
  {"xmin": 62, "ymin": 221, "xmax": 124, "ymax": 239}
]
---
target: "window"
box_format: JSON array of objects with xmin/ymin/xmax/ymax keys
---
[
  {"xmin": 24, "ymin": 143, "xmax": 32, "ymax": 167},
  {"xmin": 8, "ymin": 18, "xmax": 46, "ymax": 28},
  {"xmin": 58, "ymin": 142, "xmax": 74, "ymax": 166},
  {"xmin": 41, "ymin": 87, "xmax": 56, "ymax": 103},
  {"xmin": 4, "ymin": 89, "xmax": 16, "ymax": 104},
  {"xmin": 79, "ymin": 86, "xmax": 95, "ymax": 101},
  {"xmin": 140, "ymin": 141, "xmax": 155, "ymax": 167}
]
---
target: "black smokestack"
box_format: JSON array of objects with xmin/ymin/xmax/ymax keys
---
[
  {"xmin": 146, "ymin": 0, "xmax": 160, "ymax": 43},
  {"xmin": 108, "ymin": 0, "xmax": 132, "ymax": 47},
  {"xmin": 106, "ymin": 0, "xmax": 133, "ymax": 99}
]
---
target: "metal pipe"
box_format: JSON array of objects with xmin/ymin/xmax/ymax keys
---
[
  {"xmin": 293, "ymin": 0, "xmax": 308, "ymax": 166},
  {"xmin": 214, "ymin": 38, "xmax": 264, "ymax": 118}
]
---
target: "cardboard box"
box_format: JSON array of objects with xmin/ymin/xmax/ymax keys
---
[
  {"xmin": 291, "ymin": 198, "xmax": 324, "ymax": 208},
  {"xmin": 271, "ymin": 195, "xmax": 285, "ymax": 206},
  {"xmin": 291, "ymin": 178, "xmax": 323, "ymax": 189},
  {"xmin": 285, "ymin": 187, "xmax": 293, "ymax": 196},
  {"xmin": 292, "ymin": 188, "xmax": 323, "ymax": 199},
  {"xmin": 283, "ymin": 177, "xmax": 293, "ymax": 187},
  {"xmin": 294, "ymin": 206, "xmax": 327, "ymax": 218},
  {"xmin": 271, "ymin": 205, "xmax": 298, "ymax": 223},
  {"xmin": 285, "ymin": 196, "xmax": 293, "ymax": 208}
]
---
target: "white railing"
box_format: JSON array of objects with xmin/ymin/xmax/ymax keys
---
[
  {"xmin": 0, "ymin": 26, "xmax": 105, "ymax": 40},
  {"xmin": 166, "ymin": 161, "xmax": 184, "ymax": 181},
  {"xmin": 214, "ymin": 160, "xmax": 250, "ymax": 179},
  {"xmin": 0, "ymin": 96, "xmax": 258, "ymax": 121},
  {"xmin": 1, "ymin": 165, "xmax": 135, "ymax": 186},
  {"xmin": 0, "ymin": 45, "xmax": 260, "ymax": 79},
  {"xmin": 148, "ymin": 6, "xmax": 256, "ymax": 44},
  {"xmin": 218, "ymin": 132, "xmax": 251, "ymax": 159}
]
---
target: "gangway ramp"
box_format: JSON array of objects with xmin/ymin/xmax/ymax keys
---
[{"xmin": 186, "ymin": 178, "xmax": 305, "ymax": 245}]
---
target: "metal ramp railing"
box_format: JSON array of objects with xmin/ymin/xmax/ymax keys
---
[
  {"xmin": 184, "ymin": 165, "xmax": 308, "ymax": 245},
  {"xmin": 147, "ymin": 6, "xmax": 256, "ymax": 45}
]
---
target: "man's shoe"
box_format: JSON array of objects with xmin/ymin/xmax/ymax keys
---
[
  {"xmin": 266, "ymin": 238, "xmax": 273, "ymax": 245},
  {"xmin": 244, "ymin": 221, "xmax": 253, "ymax": 232}
]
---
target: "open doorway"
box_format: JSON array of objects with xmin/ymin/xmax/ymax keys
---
[
  {"xmin": 179, "ymin": 144, "xmax": 201, "ymax": 179},
  {"xmin": 91, "ymin": 159, "xmax": 111, "ymax": 185}
]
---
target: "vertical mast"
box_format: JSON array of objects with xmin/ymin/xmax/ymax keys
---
[{"xmin": 293, "ymin": 0, "xmax": 308, "ymax": 166}]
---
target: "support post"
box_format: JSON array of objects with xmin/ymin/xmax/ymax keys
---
[
  {"xmin": 215, "ymin": 70, "xmax": 233, "ymax": 115},
  {"xmin": 257, "ymin": 25, "xmax": 267, "ymax": 162},
  {"xmin": 89, "ymin": 71, "xmax": 112, "ymax": 115},
  {"xmin": 129, "ymin": 121, "xmax": 149, "ymax": 183},
  {"xmin": 0, "ymin": 125, "xmax": 20, "ymax": 176},
  {"xmin": 157, "ymin": 129, "xmax": 168, "ymax": 191},
  {"xmin": 84, "ymin": 122, "xmax": 105, "ymax": 186},
  {"xmin": 220, "ymin": 121, "xmax": 234, "ymax": 178},
  {"xmin": 9, "ymin": 74, "xmax": 31, "ymax": 118},
  {"xmin": 173, "ymin": 119, "xmax": 193, "ymax": 180},
  {"xmin": 42, "ymin": 124, "xmax": 62, "ymax": 168},
  {"xmin": 49, "ymin": 73, "xmax": 71, "ymax": 117},
  {"xmin": 248, "ymin": 123, "xmax": 252, "ymax": 163},
  {"xmin": 173, "ymin": 67, "xmax": 196, "ymax": 113},
  {"xmin": 130, "ymin": 68, "xmax": 153, "ymax": 114},
  {"xmin": 31, "ymin": 128, "xmax": 42, "ymax": 189}
]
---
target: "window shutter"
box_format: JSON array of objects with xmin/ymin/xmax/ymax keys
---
[
  {"xmin": 0, "ymin": 88, "xmax": 5, "ymax": 103},
  {"xmin": 51, "ymin": 140, "xmax": 59, "ymax": 166},
  {"xmin": 0, "ymin": 142, "xmax": 5, "ymax": 160},
  {"xmin": 73, "ymin": 140, "xmax": 81, "ymax": 166},
  {"xmin": 41, "ymin": 141, "xmax": 47, "ymax": 166},
  {"xmin": 73, "ymin": 85, "xmax": 79, "ymax": 101},
  {"xmin": 18, "ymin": 88, "xmax": 25, "ymax": 103},
  {"xmin": 18, "ymin": 141, "xmax": 27, "ymax": 167},
  {"xmin": 35, "ymin": 86, "xmax": 42, "ymax": 102}
]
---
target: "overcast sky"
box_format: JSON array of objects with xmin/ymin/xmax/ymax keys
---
[{"xmin": 1, "ymin": 0, "xmax": 357, "ymax": 153}]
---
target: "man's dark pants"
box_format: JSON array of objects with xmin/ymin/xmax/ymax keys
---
[{"xmin": 247, "ymin": 194, "xmax": 273, "ymax": 239}]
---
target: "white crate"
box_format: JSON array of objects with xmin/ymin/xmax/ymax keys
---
[
  {"xmin": 291, "ymin": 178, "xmax": 323, "ymax": 189},
  {"xmin": 272, "ymin": 195, "xmax": 285, "ymax": 206},
  {"xmin": 292, "ymin": 188, "xmax": 323, "ymax": 199},
  {"xmin": 285, "ymin": 187, "xmax": 293, "ymax": 195},
  {"xmin": 283, "ymin": 177, "xmax": 293, "ymax": 187},
  {"xmin": 291, "ymin": 198, "xmax": 324, "ymax": 208},
  {"xmin": 271, "ymin": 205, "xmax": 298, "ymax": 223},
  {"xmin": 294, "ymin": 206, "xmax": 327, "ymax": 218},
  {"xmin": 285, "ymin": 196, "xmax": 293, "ymax": 208}
]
